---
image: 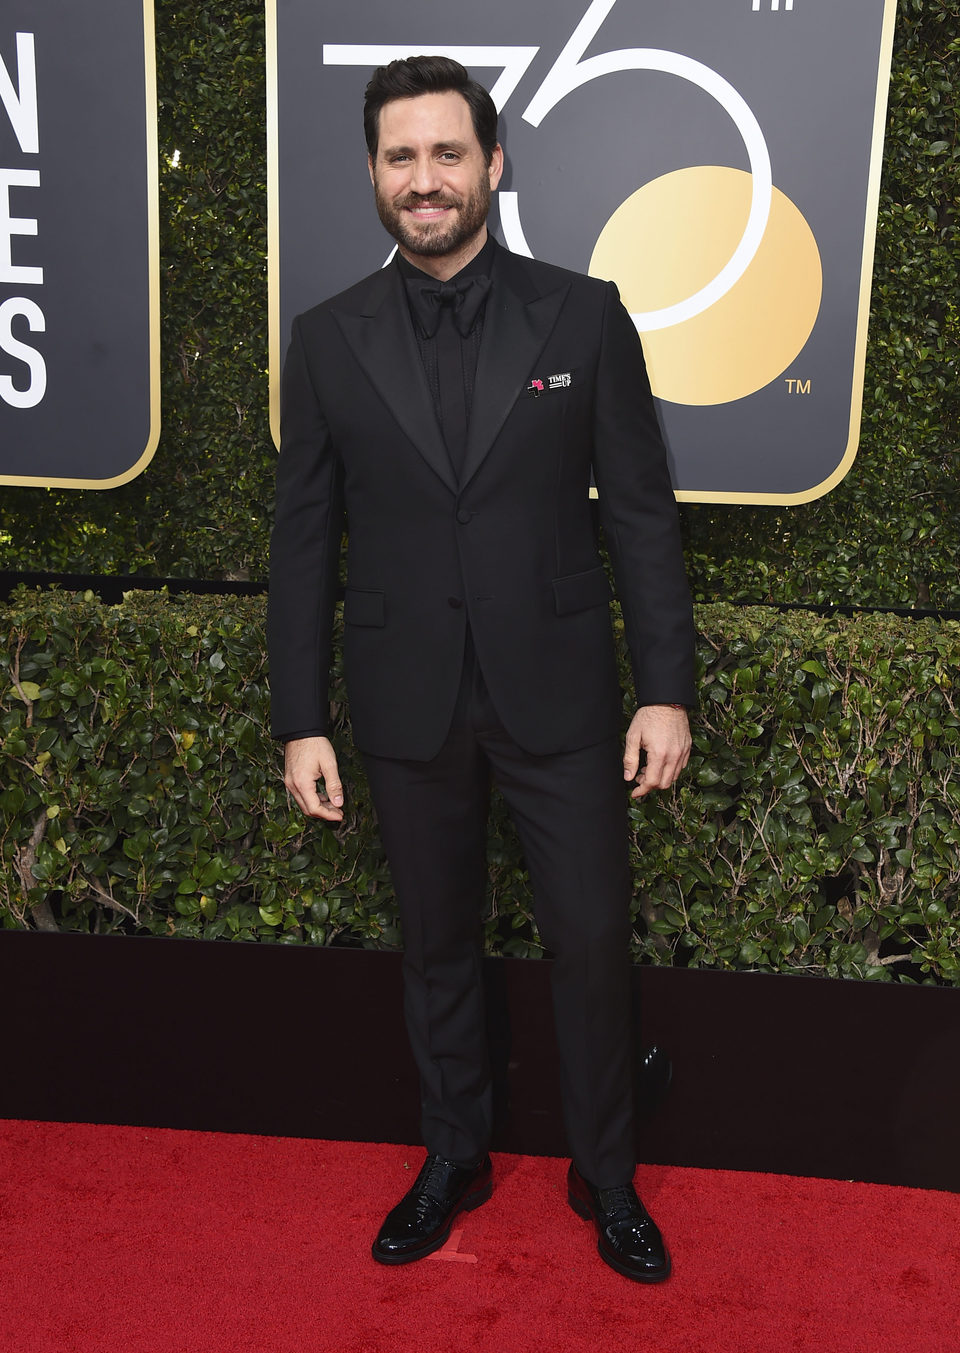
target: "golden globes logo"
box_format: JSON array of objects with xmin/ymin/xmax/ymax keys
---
[
  {"xmin": 270, "ymin": 0, "xmax": 896, "ymax": 501},
  {"xmin": 593, "ymin": 161, "xmax": 822, "ymax": 406}
]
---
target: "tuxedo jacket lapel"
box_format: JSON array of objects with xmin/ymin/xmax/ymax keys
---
[
  {"xmin": 330, "ymin": 246, "xmax": 570, "ymax": 496},
  {"xmin": 331, "ymin": 263, "xmax": 457, "ymax": 495},
  {"xmin": 461, "ymin": 246, "xmax": 570, "ymax": 489}
]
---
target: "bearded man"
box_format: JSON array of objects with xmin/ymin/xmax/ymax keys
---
[{"xmin": 268, "ymin": 54, "xmax": 695, "ymax": 1283}]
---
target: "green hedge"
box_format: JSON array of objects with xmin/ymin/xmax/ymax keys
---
[
  {"xmin": 0, "ymin": 0, "xmax": 957, "ymax": 607},
  {"xmin": 3, "ymin": 589, "xmax": 958, "ymax": 984}
]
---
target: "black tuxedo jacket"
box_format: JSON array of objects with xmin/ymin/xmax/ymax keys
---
[{"xmin": 268, "ymin": 241, "xmax": 695, "ymax": 761}]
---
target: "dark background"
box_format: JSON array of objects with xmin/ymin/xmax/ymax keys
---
[
  {"xmin": 0, "ymin": 0, "xmax": 955, "ymax": 599},
  {"xmin": 276, "ymin": 0, "xmax": 893, "ymax": 497},
  {"xmin": 0, "ymin": 4, "xmax": 156, "ymax": 484}
]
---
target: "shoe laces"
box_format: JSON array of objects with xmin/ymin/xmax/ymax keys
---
[
  {"xmin": 599, "ymin": 1183, "xmax": 642, "ymax": 1221},
  {"xmin": 415, "ymin": 1154, "xmax": 461, "ymax": 1201}
]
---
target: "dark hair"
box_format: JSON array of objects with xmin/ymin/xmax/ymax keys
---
[{"xmin": 364, "ymin": 55, "xmax": 498, "ymax": 164}]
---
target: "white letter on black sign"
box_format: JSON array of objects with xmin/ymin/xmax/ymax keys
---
[
  {"xmin": 0, "ymin": 32, "xmax": 39, "ymax": 154},
  {"xmin": 0, "ymin": 168, "xmax": 42, "ymax": 285},
  {"xmin": 0, "ymin": 296, "xmax": 45, "ymax": 408}
]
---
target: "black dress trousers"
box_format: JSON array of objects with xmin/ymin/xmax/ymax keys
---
[{"xmin": 362, "ymin": 635, "xmax": 636, "ymax": 1188}]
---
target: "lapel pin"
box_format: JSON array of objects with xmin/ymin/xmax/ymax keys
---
[{"xmin": 527, "ymin": 378, "xmax": 544, "ymax": 397}]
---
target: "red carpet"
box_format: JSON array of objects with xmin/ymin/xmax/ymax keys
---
[{"xmin": 2, "ymin": 1120, "xmax": 958, "ymax": 1353}]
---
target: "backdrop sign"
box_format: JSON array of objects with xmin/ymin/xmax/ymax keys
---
[
  {"xmin": 268, "ymin": 0, "xmax": 896, "ymax": 503},
  {"xmin": 0, "ymin": 4, "xmax": 159, "ymax": 489}
]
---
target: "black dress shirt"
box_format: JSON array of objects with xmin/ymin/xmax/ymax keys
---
[{"xmin": 396, "ymin": 234, "xmax": 496, "ymax": 441}]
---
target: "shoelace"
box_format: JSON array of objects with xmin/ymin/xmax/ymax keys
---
[
  {"xmin": 598, "ymin": 1184, "xmax": 642, "ymax": 1220},
  {"xmin": 416, "ymin": 1156, "xmax": 460, "ymax": 1201}
]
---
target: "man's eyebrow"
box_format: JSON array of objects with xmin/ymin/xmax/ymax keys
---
[{"xmin": 380, "ymin": 140, "xmax": 471, "ymax": 157}]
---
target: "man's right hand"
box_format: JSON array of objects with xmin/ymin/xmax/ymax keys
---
[{"xmin": 283, "ymin": 736, "xmax": 344, "ymax": 822}]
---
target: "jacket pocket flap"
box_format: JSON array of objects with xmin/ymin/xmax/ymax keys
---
[
  {"xmin": 344, "ymin": 588, "xmax": 386, "ymax": 627},
  {"xmin": 552, "ymin": 566, "xmax": 612, "ymax": 616}
]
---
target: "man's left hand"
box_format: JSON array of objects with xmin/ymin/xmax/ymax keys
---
[{"xmin": 623, "ymin": 705, "xmax": 691, "ymax": 799}]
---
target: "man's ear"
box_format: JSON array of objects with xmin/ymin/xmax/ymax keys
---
[{"xmin": 488, "ymin": 143, "xmax": 504, "ymax": 192}]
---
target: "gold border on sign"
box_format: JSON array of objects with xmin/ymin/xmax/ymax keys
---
[
  {"xmin": 0, "ymin": 0, "xmax": 161, "ymax": 489},
  {"xmin": 675, "ymin": 0, "xmax": 899, "ymax": 505}
]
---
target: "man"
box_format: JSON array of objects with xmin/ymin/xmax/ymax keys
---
[{"xmin": 268, "ymin": 56, "xmax": 695, "ymax": 1283}]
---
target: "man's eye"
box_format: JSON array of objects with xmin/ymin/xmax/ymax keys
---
[{"xmin": 439, "ymin": 152, "xmax": 460, "ymax": 162}]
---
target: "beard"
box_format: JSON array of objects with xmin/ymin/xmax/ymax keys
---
[{"xmin": 373, "ymin": 172, "xmax": 491, "ymax": 259}]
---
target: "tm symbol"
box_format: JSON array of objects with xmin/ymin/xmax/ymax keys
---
[{"xmin": 785, "ymin": 378, "xmax": 811, "ymax": 394}]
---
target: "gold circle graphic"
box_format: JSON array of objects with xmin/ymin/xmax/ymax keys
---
[{"xmin": 589, "ymin": 166, "xmax": 822, "ymax": 406}]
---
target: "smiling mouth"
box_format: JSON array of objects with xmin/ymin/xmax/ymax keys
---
[{"xmin": 403, "ymin": 199, "xmax": 457, "ymax": 219}]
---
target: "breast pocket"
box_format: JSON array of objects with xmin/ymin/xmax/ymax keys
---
[{"xmin": 519, "ymin": 366, "xmax": 581, "ymax": 400}]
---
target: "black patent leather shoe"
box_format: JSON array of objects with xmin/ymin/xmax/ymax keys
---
[
  {"xmin": 372, "ymin": 1154, "xmax": 493, "ymax": 1265},
  {"xmin": 567, "ymin": 1163, "xmax": 671, "ymax": 1283}
]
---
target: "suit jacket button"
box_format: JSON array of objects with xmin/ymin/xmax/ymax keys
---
[
  {"xmin": 447, "ymin": 597, "xmax": 463, "ymax": 609},
  {"xmin": 456, "ymin": 508, "xmax": 473, "ymax": 524}
]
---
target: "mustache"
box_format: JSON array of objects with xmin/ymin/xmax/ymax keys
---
[{"xmin": 398, "ymin": 192, "xmax": 462, "ymax": 210}]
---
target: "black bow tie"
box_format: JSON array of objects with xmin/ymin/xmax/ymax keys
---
[{"xmin": 405, "ymin": 274, "xmax": 492, "ymax": 338}]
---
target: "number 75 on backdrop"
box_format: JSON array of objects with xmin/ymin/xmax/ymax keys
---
[{"xmin": 267, "ymin": 0, "xmax": 896, "ymax": 504}]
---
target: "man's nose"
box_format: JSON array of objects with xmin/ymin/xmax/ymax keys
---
[{"xmin": 409, "ymin": 157, "xmax": 443, "ymax": 196}]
